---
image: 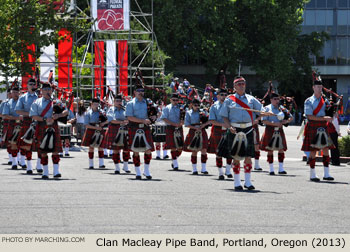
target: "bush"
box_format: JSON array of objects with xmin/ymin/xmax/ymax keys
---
[{"xmin": 338, "ymin": 135, "xmax": 350, "ymax": 157}]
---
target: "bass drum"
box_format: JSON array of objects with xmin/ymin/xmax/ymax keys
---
[
  {"xmin": 58, "ymin": 122, "xmax": 72, "ymax": 139},
  {"xmin": 152, "ymin": 121, "xmax": 166, "ymax": 142}
]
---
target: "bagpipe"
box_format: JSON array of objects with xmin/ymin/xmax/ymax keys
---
[{"xmin": 322, "ymin": 87, "xmax": 343, "ymax": 118}]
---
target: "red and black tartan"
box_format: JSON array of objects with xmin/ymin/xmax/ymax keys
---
[
  {"xmin": 34, "ymin": 121, "xmax": 62, "ymax": 153},
  {"xmin": 101, "ymin": 124, "xmax": 129, "ymax": 151},
  {"xmin": 184, "ymin": 128, "xmax": 208, "ymax": 152},
  {"xmin": 164, "ymin": 126, "xmax": 183, "ymax": 150},
  {"xmin": 1, "ymin": 119, "xmax": 9, "ymax": 147},
  {"xmin": 253, "ymin": 124, "xmax": 260, "ymax": 145},
  {"xmin": 4, "ymin": 120, "xmax": 21, "ymax": 146},
  {"xmin": 207, "ymin": 126, "xmax": 225, "ymax": 154},
  {"xmin": 17, "ymin": 117, "xmax": 33, "ymax": 148},
  {"xmin": 128, "ymin": 123, "xmax": 154, "ymax": 152},
  {"xmin": 81, "ymin": 128, "xmax": 106, "ymax": 148},
  {"xmin": 301, "ymin": 120, "xmax": 335, "ymax": 151},
  {"xmin": 260, "ymin": 126, "xmax": 287, "ymax": 151}
]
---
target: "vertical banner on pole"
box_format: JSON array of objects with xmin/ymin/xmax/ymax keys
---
[
  {"xmin": 40, "ymin": 31, "xmax": 55, "ymax": 83},
  {"xmin": 21, "ymin": 44, "xmax": 36, "ymax": 90},
  {"xmin": 106, "ymin": 40, "xmax": 117, "ymax": 95},
  {"xmin": 58, "ymin": 28, "xmax": 73, "ymax": 91},
  {"xmin": 94, "ymin": 41, "xmax": 105, "ymax": 98},
  {"xmin": 118, "ymin": 40, "xmax": 128, "ymax": 96}
]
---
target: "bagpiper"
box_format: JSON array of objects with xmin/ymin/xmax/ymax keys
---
[
  {"xmin": 207, "ymin": 88, "xmax": 233, "ymax": 180},
  {"xmin": 184, "ymin": 98, "xmax": 209, "ymax": 175},
  {"xmin": 125, "ymin": 84, "xmax": 155, "ymax": 180},
  {"xmin": 160, "ymin": 93, "xmax": 184, "ymax": 170},
  {"xmin": 15, "ymin": 78, "xmax": 38, "ymax": 174},
  {"xmin": 260, "ymin": 93, "xmax": 293, "ymax": 175},
  {"xmin": 29, "ymin": 82, "xmax": 68, "ymax": 179},
  {"xmin": 101, "ymin": 94, "xmax": 131, "ymax": 174},
  {"xmin": 0, "ymin": 89, "xmax": 13, "ymax": 165},
  {"xmin": 301, "ymin": 77, "xmax": 335, "ymax": 182},
  {"xmin": 2, "ymin": 85, "xmax": 21, "ymax": 169},
  {"xmin": 219, "ymin": 77, "xmax": 263, "ymax": 190},
  {"xmin": 81, "ymin": 98, "xmax": 108, "ymax": 169}
]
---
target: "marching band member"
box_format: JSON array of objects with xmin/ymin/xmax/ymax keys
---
[
  {"xmin": 61, "ymin": 100, "xmax": 75, "ymax": 157},
  {"xmin": 102, "ymin": 94, "xmax": 130, "ymax": 174},
  {"xmin": 207, "ymin": 88, "xmax": 233, "ymax": 180},
  {"xmin": 0, "ymin": 89, "xmax": 13, "ymax": 165},
  {"xmin": 81, "ymin": 98, "xmax": 108, "ymax": 169},
  {"xmin": 302, "ymin": 78, "xmax": 335, "ymax": 182},
  {"xmin": 184, "ymin": 98, "xmax": 209, "ymax": 175},
  {"xmin": 2, "ymin": 86, "xmax": 21, "ymax": 170},
  {"xmin": 75, "ymin": 100, "xmax": 86, "ymax": 143},
  {"xmin": 253, "ymin": 121, "xmax": 262, "ymax": 171},
  {"xmin": 29, "ymin": 83, "xmax": 67, "ymax": 179},
  {"xmin": 260, "ymin": 93, "xmax": 293, "ymax": 175},
  {"xmin": 160, "ymin": 93, "xmax": 184, "ymax": 170},
  {"xmin": 154, "ymin": 101, "xmax": 169, "ymax": 160},
  {"xmin": 126, "ymin": 84, "xmax": 155, "ymax": 180},
  {"xmin": 219, "ymin": 77, "xmax": 262, "ymax": 190},
  {"xmin": 15, "ymin": 78, "xmax": 38, "ymax": 174}
]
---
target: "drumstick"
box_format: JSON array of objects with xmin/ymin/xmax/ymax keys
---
[{"xmin": 231, "ymin": 107, "xmax": 277, "ymax": 117}]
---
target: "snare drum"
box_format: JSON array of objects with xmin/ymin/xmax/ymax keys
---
[
  {"xmin": 59, "ymin": 122, "xmax": 72, "ymax": 139},
  {"xmin": 152, "ymin": 121, "xmax": 166, "ymax": 142}
]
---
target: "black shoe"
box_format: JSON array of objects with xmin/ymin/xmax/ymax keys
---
[
  {"xmin": 104, "ymin": 155, "xmax": 108, "ymax": 158},
  {"xmin": 123, "ymin": 170, "xmax": 131, "ymax": 173},
  {"xmin": 192, "ymin": 171, "xmax": 198, "ymax": 175},
  {"xmin": 115, "ymin": 170, "xmax": 120, "ymax": 174},
  {"xmin": 218, "ymin": 175, "xmax": 225, "ymax": 180},
  {"xmin": 42, "ymin": 175, "xmax": 49, "ymax": 180},
  {"xmin": 226, "ymin": 174, "xmax": 233, "ymax": 178},
  {"xmin": 306, "ymin": 160, "xmax": 310, "ymax": 165},
  {"xmin": 269, "ymin": 171, "xmax": 275, "ymax": 175},
  {"xmin": 21, "ymin": 165, "xmax": 27, "ymax": 169},
  {"xmin": 54, "ymin": 173, "xmax": 61, "ymax": 178},
  {"xmin": 278, "ymin": 171, "xmax": 287, "ymax": 175},
  {"xmin": 26, "ymin": 170, "xmax": 33, "ymax": 175},
  {"xmin": 89, "ymin": 166, "xmax": 94, "ymax": 169},
  {"xmin": 244, "ymin": 184, "xmax": 255, "ymax": 190},
  {"xmin": 65, "ymin": 153, "xmax": 70, "ymax": 157},
  {"xmin": 235, "ymin": 186, "xmax": 243, "ymax": 191},
  {"xmin": 109, "ymin": 154, "xmax": 113, "ymax": 158},
  {"xmin": 323, "ymin": 176, "xmax": 334, "ymax": 181},
  {"xmin": 156, "ymin": 156, "xmax": 161, "ymax": 160},
  {"xmin": 173, "ymin": 167, "xmax": 179, "ymax": 171},
  {"xmin": 201, "ymin": 171, "xmax": 209, "ymax": 175},
  {"xmin": 135, "ymin": 175, "xmax": 142, "ymax": 180},
  {"xmin": 254, "ymin": 167, "xmax": 263, "ymax": 171},
  {"xmin": 145, "ymin": 175, "xmax": 152, "ymax": 179},
  {"xmin": 163, "ymin": 155, "xmax": 169, "ymax": 159},
  {"xmin": 59, "ymin": 154, "xmax": 63, "ymax": 158},
  {"xmin": 11, "ymin": 165, "xmax": 18, "ymax": 170},
  {"xmin": 99, "ymin": 165, "xmax": 105, "ymax": 169},
  {"xmin": 37, "ymin": 169, "xmax": 43, "ymax": 174},
  {"xmin": 310, "ymin": 177, "xmax": 320, "ymax": 182},
  {"xmin": 7, "ymin": 161, "xmax": 12, "ymax": 165}
]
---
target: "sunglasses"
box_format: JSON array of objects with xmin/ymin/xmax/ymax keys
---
[
  {"xmin": 136, "ymin": 89, "xmax": 145, "ymax": 92},
  {"xmin": 28, "ymin": 83, "xmax": 36, "ymax": 86}
]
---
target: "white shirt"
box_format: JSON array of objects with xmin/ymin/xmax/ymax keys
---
[{"xmin": 76, "ymin": 112, "xmax": 85, "ymax": 124}]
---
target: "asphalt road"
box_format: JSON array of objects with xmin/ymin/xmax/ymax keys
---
[{"xmin": 0, "ymin": 125, "xmax": 349, "ymax": 234}]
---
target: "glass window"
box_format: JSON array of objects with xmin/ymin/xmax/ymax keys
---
[
  {"xmin": 347, "ymin": 38, "xmax": 350, "ymax": 64},
  {"xmin": 337, "ymin": 10, "xmax": 347, "ymax": 25},
  {"xmin": 316, "ymin": 10, "xmax": 326, "ymax": 25},
  {"xmin": 337, "ymin": 38, "xmax": 347, "ymax": 65},
  {"xmin": 326, "ymin": 10, "xmax": 333, "ymax": 25},
  {"xmin": 327, "ymin": 0, "xmax": 336, "ymax": 7},
  {"xmin": 338, "ymin": 0, "xmax": 348, "ymax": 8},
  {"xmin": 317, "ymin": 0, "xmax": 326, "ymax": 8},
  {"xmin": 325, "ymin": 39, "xmax": 336, "ymax": 65},
  {"xmin": 305, "ymin": 10, "xmax": 316, "ymax": 25},
  {"xmin": 306, "ymin": 0, "xmax": 316, "ymax": 8}
]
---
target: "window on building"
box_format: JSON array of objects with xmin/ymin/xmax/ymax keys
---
[
  {"xmin": 337, "ymin": 38, "xmax": 348, "ymax": 64},
  {"xmin": 337, "ymin": 10, "xmax": 348, "ymax": 35},
  {"xmin": 327, "ymin": 0, "xmax": 336, "ymax": 8},
  {"xmin": 306, "ymin": 0, "xmax": 316, "ymax": 8},
  {"xmin": 306, "ymin": 10, "xmax": 316, "ymax": 25},
  {"xmin": 325, "ymin": 38, "xmax": 337, "ymax": 65},
  {"xmin": 338, "ymin": 0, "xmax": 348, "ymax": 8},
  {"xmin": 317, "ymin": 0, "xmax": 326, "ymax": 8}
]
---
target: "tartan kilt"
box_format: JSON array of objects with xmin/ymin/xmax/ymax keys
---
[
  {"xmin": 207, "ymin": 126, "xmax": 225, "ymax": 154},
  {"xmin": 1, "ymin": 119, "xmax": 9, "ymax": 147},
  {"xmin": 301, "ymin": 120, "xmax": 335, "ymax": 151},
  {"xmin": 128, "ymin": 125, "xmax": 154, "ymax": 152},
  {"xmin": 81, "ymin": 128, "xmax": 106, "ymax": 148},
  {"xmin": 184, "ymin": 128, "xmax": 208, "ymax": 152},
  {"xmin": 165, "ymin": 126, "xmax": 183, "ymax": 150},
  {"xmin": 260, "ymin": 126, "xmax": 287, "ymax": 151},
  {"xmin": 101, "ymin": 124, "xmax": 129, "ymax": 151},
  {"xmin": 253, "ymin": 124, "xmax": 260, "ymax": 145},
  {"xmin": 4, "ymin": 120, "xmax": 21, "ymax": 146},
  {"xmin": 17, "ymin": 117, "xmax": 33, "ymax": 148},
  {"xmin": 34, "ymin": 122, "xmax": 62, "ymax": 153}
]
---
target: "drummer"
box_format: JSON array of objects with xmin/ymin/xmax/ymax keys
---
[{"xmin": 61, "ymin": 100, "xmax": 75, "ymax": 157}]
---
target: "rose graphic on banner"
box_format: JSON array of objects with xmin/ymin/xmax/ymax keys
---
[{"xmin": 98, "ymin": 9, "xmax": 124, "ymax": 30}]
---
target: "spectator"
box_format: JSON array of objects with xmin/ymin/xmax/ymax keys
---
[{"xmin": 183, "ymin": 78, "xmax": 190, "ymax": 88}]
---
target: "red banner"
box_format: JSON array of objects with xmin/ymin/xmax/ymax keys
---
[
  {"xmin": 118, "ymin": 40, "xmax": 128, "ymax": 96},
  {"xmin": 21, "ymin": 43, "xmax": 36, "ymax": 90},
  {"xmin": 94, "ymin": 41, "xmax": 105, "ymax": 98},
  {"xmin": 58, "ymin": 28, "xmax": 73, "ymax": 91}
]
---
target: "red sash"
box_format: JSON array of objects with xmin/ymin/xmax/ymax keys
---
[
  {"xmin": 40, "ymin": 100, "xmax": 53, "ymax": 118},
  {"xmin": 313, "ymin": 96, "xmax": 324, "ymax": 116},
  {"xmin": 229, "ymin": 95, "xmax": 253, "ymax": 122}
]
